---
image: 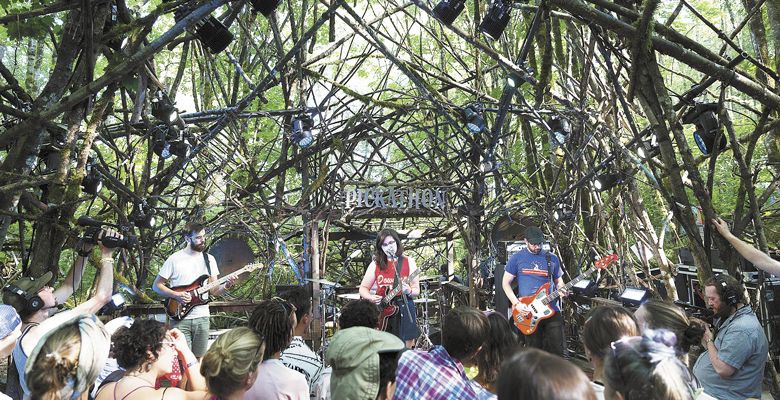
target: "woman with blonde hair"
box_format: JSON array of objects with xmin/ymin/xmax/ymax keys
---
[
  {"xmin": 25, "ymin": 313, "xmax": 110, "ymax": 400},
  {"xmin": 200, "ymin": 327, "xmax": 264, "ymax": 400},
  {"xmin": 634, "ymin": 299, "xmax": 704, "ymax": 365}
]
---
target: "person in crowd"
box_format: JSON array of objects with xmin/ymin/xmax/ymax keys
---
[
  {"xmin": 712, "ymin": 217, "xmax": 780, "ymax": 275},
  {"xmin": 692, "ymin": 274, "xmax": 768, "ymax": 399},
  {"xmin": 326, "ymin": 326, "xmax": 406, "ymax": 400},
  {"xmin": 25, "ymin": 313, "xmax": 110, "ymax": 400},
  {"xmin": 89, "ymin": 316, "xmax": 134, "ymax": 400},
  {"xmin": 501, "ymin": 226, "xmax": 566, "ymax": 356},
  {"xmin": 338, "ymin": 299, "xmax": 379, "ymax": 329},
  {"xmin": 278, "ymin": 286, "xmax": 327, "ymax": 399},
  {"xmin": 581, "ymin": 305, "xmax": 640, "ymax": 399},
  {"xmin": 94, "ymin": 319, "xmax": 207, "ymax": 400},
  {"xmin": 474, "ymin": 311, "xmax": 518, "ymax": 393},
  {"xmin": 153, "ymin": 222, "xmax": 235, "ymax": 359},
  {"xmin": 200, "ymin": 327, "xmax": 264, "ymax": 400},
  {"xmin": 246, "ymin": 297, "xmax": 308, "ymax": 400},
  {"xmin": 634, "ymin": 299, "xmax": 704, "ymax": 366},
  {"xmin": 497, "ymin": 347, "xmax": 596, "ymax": 400},
  {"xmin": 394, "ymin": 306, "xmax": 494, "ymax": 399},
  {"xmin": 0, "ymin": 304, "xmax": 21, "ymax": 358},
  {"xmin": 4, "ymin": 229, "xmax": 120, "ymax": 399},
  {"xmin": 359, "ymin": 228, "xmax": 420, "ymax": 348},
  {"xmin": 605, "ymin": 329, "xmax": 715, "ymax": 400}
]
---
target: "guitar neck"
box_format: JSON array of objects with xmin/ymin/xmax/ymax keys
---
[
  {"xmin": 542, "ymin": 265, "xmax": 598, "ymax": 305},
  {"xmin": 195, "ymin": 264, "xmax": 255, "ymax": 295},
  {"xmin": 383, "ymin": 268, "xmax": 421, "ymax": 303}
]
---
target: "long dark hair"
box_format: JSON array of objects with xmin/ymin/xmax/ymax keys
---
[
  {"xmin": 497, "ymin": 348, "xmax": 596, "ymax": 400},
  {"xmin": 476, "ymin": 312, "xmax": 518, "ymax": 389},
  {"xmin": 374, "ymin": 228, "xmax": 403, "ymax": 272}
]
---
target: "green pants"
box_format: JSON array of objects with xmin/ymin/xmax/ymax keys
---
[{"xmin": 170, "ymin": 317, "xmax": 210, "ymax": 357}]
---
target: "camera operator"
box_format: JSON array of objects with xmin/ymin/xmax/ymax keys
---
[{"xmin": 2, "ymin": 228, "xmax": 121, "ymax": 399}]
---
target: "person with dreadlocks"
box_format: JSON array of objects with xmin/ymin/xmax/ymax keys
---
[{"xmin": 245, "ymin": 297, "xmax": 308, "ymax": 400}]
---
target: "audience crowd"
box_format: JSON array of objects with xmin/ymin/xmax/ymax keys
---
[{"xmin": 0, "ymin": 270, "xmax": 770, "ymax": 400}]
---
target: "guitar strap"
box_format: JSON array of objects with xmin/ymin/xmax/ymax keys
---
[{"xmin": 203, "ymin": 252, "xmax": 215, "ymax": 276}]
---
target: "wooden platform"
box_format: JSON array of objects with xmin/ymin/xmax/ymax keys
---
[{"xmin": 122, "ymin": 300, "xmax": 261, "ymax": 316}]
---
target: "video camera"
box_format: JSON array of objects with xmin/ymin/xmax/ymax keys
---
[{"xmin": 77, "ymin": 215, "xmax": 138, "ymax": 249}]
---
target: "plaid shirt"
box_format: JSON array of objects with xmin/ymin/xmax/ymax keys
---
[{"xmin": 394, "ymin": 345, "xmax": 496, "ymax": 400}]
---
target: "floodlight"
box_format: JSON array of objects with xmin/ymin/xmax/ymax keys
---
[
  {"xmin": 570, "ymin": 279, "xmax": 596, "ymax": 297},
  {"xmin": 291, "ymin": 114, "xmax": 315, "ymax": 148},
  {"xmin": 548, "ymin": 116, "xmax": 570, "ymax": 145},
  {"xmin": 81, "ymin": 158, "xmax": 103, "ymax": 196},
  {"xmin": 193, "ymin": 15, "xmax": 234, "ymax": 54},
  {"xmin": 151, "ymin": 94, "xmax": 177, "ymax": 123},
  {"xmin": 433, "ymin": 0, "xmax": 466, "ymax": 25},
  {"xmin": 251, "ymin": 0, "xmax": 282, "ymax": 17},
  {"xmin": 681, "ymin": 103, "xmax": 726, "ymax": 155},
  {"xmin": 463, "ymin": 105, "xmax": 486, "ymax": 134},
  {"xmin": 553, "ymin": 204, "xmax": 575, "ymax": 222},
  {"xmin": 99, "ymin": 292, "xmax": 126, "ymax": 315},
  {"xmin": 130, "ymin": 202, "xmax": 157, "ymax": 229},
  {"xmin": 479, "ymin": 0, "xmax": 511, "ymax": 40},
  {"xmin": 619, "ymin": 287, "xmax": 650, "ymax": 307},
  {"xmin": 592, "ymin": 172, "xmax": 626, "ymax": 192}
]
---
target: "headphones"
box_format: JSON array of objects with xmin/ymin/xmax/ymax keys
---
[
  {"xmin": 3, "ymin": 284, "xmax": 44, "ymax": 314},
  {"xmin": 714, "ymin": 274, "xmax": 740, "ymax": 307}
]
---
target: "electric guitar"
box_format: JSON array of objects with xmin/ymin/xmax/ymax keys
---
[
  {"xmin": 163, "ymin": 262, "xmax": 263, "ymax": 320},
  {"xmin": 376, "ymin": 267, "xmax": 423, "ymax": 331},
  {"xmin": 512, "ymin": 253, "xmax": 618, "ymax": 335}
]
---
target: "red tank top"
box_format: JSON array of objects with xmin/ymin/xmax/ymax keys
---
[{"xmin": 374, "ymin": 257, "xmax": 410, "ymax": 299}]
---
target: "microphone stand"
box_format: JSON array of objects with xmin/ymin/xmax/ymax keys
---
[{"xmin": 394, "ymin": 255, "xmax": 417, "ymax": 345}]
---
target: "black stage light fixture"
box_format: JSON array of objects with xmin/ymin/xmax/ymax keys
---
[
  {"xmin": 130, "ymin": 202, "xmax": 157, "ymax": 229},
  {"xmin": 81, "ymin": 157, "xmax": 103, "ymax": 196},
  {"xmin": 291, "ymin": 114, "xmax": 314, "ymax": 148},
  {"xmin": 463, "ymin": 105, "xmax": 486, "ymax": 134},
  {"xmin": 592, "ymin": 172, "xmax": 626, "ymax": 192},
  {"xmin": 637, "ymin": 134, "xmax": 660, "ymax": 160},
  {"xmin": 570, "ymin": 279, "xmax": 596, "ymax": 297},
  {"xmin": 193, "ymin": 15, "xmax": 234, "ymax": 54},
  {"xmin": 433, "ymin": 0, "xmax": 466, "ymax": 25},
  {"xmin": 251, "ymin": 0, "xmax": 282, "ymax": 17},
  {"xmin": 168, "ymin": 138, "xmax": 192, "ymax": 158},
  {"xmin": 619, "ymin": 287, "xmax": 650, "ymax": 308},
  {"xmin": 553, "ymin": 204, "xmax": 575, "ymax": 222},
  {"xmin": 151, "ymin": 93, "xmax": 178, "ymax": 123},
  {"xmin": 99, "ymin": 293, "xmax": 126, "ymax": 315},
  {"xmin": 479, "ymin": 0, "xmax": 511, "ymax": 40},
  {"xmin": 548, "ymin": 116, "xmax": 570, "ymax": 146},
  {"xmin": 681, "ymin": 102, "xmax": 726, "ymax": 155}
]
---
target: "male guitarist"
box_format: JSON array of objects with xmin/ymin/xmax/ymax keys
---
[
  {"xmin": 502, "ymin": 226, "xmax": 566, "ymax": 356},
  {"xmin": 359, "ymin": 228, "xmax": 420, "ymax": 348},
  {"xmin": 153, "ymin": 222, "xmax": 235, "ymax": 358}
]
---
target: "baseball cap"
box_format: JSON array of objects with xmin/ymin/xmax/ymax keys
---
[
  {"xmin": 326, "ymin": 326, "xmax": 405, "ymax": 400},
  {"xmin": 525, "ymin": 226, "xmax": 545, "ymax": 244},
  {"xmin": 2, "ymin": 271, "xmax": 53, "ymax": 314},
  {"xmin": 0, "ymin": 304, "xmax": 21, "ymax": 339}
]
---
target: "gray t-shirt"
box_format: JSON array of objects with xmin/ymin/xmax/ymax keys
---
[{"xmin": 693, "ymin": 306, "xmax": 768, "ymax": 399}]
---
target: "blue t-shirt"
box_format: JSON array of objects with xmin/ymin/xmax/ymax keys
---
[{"xmin": 505, "ymin": 248, "xmax": 563, "ymax": 311}]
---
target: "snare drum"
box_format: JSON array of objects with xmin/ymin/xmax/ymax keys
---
[{"xmin": 337, "ymin": 293, "xmax": 361, "ymax": 301}]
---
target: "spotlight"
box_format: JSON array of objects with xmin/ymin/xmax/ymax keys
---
[
  {"xmin": 291, "ymin": 114, "xmax": 315, "ymax": 148},
  {"xmin": 463, "ymin": 105, "xmax": 486, "ymax": 134},
  {"xmin": 151, "ymin": 92, "xmax": 178, "ymax": 123},
  {"xmin": 592, "ymin": 172, "xmax": 625, "ymax": 192},
  {"xmin": 251, "ymin": 0, "xmax": 282, "ymax": 17},
  {"xmin": 192, "ymin": 15, "xmax": 234, "ymax": 54},
  {"xmin": 433, "ymin": 0, "xmax": 466, "ymax": 25},
  {"xmin": 553, "ymin": 204, "xmax": 575, "ymax": 222},
  {"xmin": 81, "ymin": 157, "xmax": 103, "ymax": 196},
  {"xmin": 130, "ymin": 202, "xmax": 156, "ymax": 229},
  {"xmin": 618, "ymin": 287, "xmax": 650, "ymax": 308},
  {"xmin": 479, "ymin": 0, "xmax": 511, "ymax": 40},
  {"xmin": 681, "ymin": 102, "xmax": 726, "ymax": 155},
  {"xmin": 570, "ymin": 279, "xmax": 596, "ymax": 297},
  {"xmin": 152, "ymin": 125, "xmax": 190, "ymax": 159},
  {"xmin": 168, "ymin": 139, "xmax": 191, "ymax": 158},
  {"xmin": 99, "ymin": 293, "xmax": 126, "ymax": 315},
  {"xmin": 636, "ymin": 134, "xmax": 660, "ymax": 160},
  {"xmin": 548, "ymin": 116, "xmax": 570, "ymax": 146}
]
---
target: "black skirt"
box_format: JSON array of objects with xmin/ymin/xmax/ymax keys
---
[{"xmin": 388, "ymin": 296, "xmax": 419, "ymax": 341}]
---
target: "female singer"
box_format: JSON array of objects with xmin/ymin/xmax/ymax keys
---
[{"xmin": 359, "ymin": 228, "xmax": 420, "ymax": 348}]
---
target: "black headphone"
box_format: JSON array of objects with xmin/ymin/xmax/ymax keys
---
[
  {"xmin": 3, "ymin": 284, "xmax": 44, "ymax": 313},
  {"xmin": 714, "ymin": 274, "xmax": 740, "ymax": 307}
]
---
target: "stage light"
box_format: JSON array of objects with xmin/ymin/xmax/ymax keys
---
[
  {"xmin": 637, "ymin": 135, "xmax": 660, "ymax": 160},
  {"xmin": 168, "ymin": 139, "xmax": 191, "ymax": 158},
  {"xmin": 553, "ymin": 204, "xmax": 575, "ymax": 222},
  {"xmin": 433, "ymin": 0, "xmax": 466, "ymax": 25},
  {"xmin": 81, "ymin": 157, "xmax": 103, "ymax": 196},
  {"xmin": 571, "ymin": 279, "xmax": 596, "ymax": 297},
  {"xmin": 151, "ymin": 92, "xmax": 178, "ymax": 123},
  {"xmin": 130, "ymin": 202, "xmax": 156, "ymax": 229},
  {"xmin": 99, "ymin": 292, "xmax": 126, "ymax": 315},
  {"xmin": 463, "ymin": 105, "xmax": 486, "ymax": 134},
  {"xmin": 291, "ymin": 114, "xmax": 315, "ymax": 148},
  {"xmin": 548, "ymin": 116, "xmax": 570, "ymax": 146},
  {"xmin": 479, "ymin": 0, "xmax": 511, "ymax": 40},
  {"xmin": 592, "ymin": 172, "xmax": 625, "ymax": 192},
  {"xmin": 251, "ymin": 0, "xmax": 282, "ymax": 17},
  {"xmin": 192, "ymin": 15, "xmax": 234, "ymax": 54},
  {"xmin": 619, "ymin": 287, "xmax": 650, "ymax": 307},
  {"xmin": 681, "ymin": 102, "xmax": 726, "ymax": 155}
]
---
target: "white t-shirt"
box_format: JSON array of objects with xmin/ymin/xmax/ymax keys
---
[
  {"xmin": 158, "ymin": 249, "xmax": 219, "ymax": 319},
  {"xmin": 245, "ymin": 359, "xmax": 309, "ymax": 400},
  {"xmin": 280, "ymin": 337, "xmax": 325, "ymax": 399}
]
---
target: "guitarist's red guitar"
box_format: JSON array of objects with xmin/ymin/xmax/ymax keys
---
[
  {"xmin": 512, "ymin": 254, "xmax": 618, "ymax": 335},
  {"xmin": 376, "ymin": 267, "xmax": 422, "ymax": 331},
  {"xmin": 163, "ymin": 262, "xmax": 263, "ymax": 320}
]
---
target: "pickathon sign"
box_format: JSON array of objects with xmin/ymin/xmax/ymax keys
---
[{"xmin": 344, "ymin": 186, "xmax": 448, "ymax": 210}]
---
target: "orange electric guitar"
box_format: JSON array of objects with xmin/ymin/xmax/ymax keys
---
[
  {"xmin": 163, "ymin": 262, "xmax": 263, "ymax": 320},
  {"xmin": 512, "ymin": 253, "xmax": 618, "ymax": 335}
]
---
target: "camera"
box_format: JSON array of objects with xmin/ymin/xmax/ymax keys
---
[{"xmin": 77, "ymin": 216, "xmax": 138, "ymax": 249}]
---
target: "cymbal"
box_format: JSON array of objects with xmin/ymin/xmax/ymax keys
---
[
  {"xmin": 337, "ymin": 293, "xmax": 361, "ymax": 300},
  {"xmin": 413, "ymin": 298, "xmax": 436, "ymax": 304},
  {"xmin": 306, "ymin": 278, "xmax": 339, "ymax": 286},
  {"xmin": 419, "ymin": 275, "xmax": 442, "ymax": 281}
]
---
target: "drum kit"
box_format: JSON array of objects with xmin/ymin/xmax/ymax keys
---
[{"xmin": 306, "ymin": 274, "xmax": 446, "ymax": 354}]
